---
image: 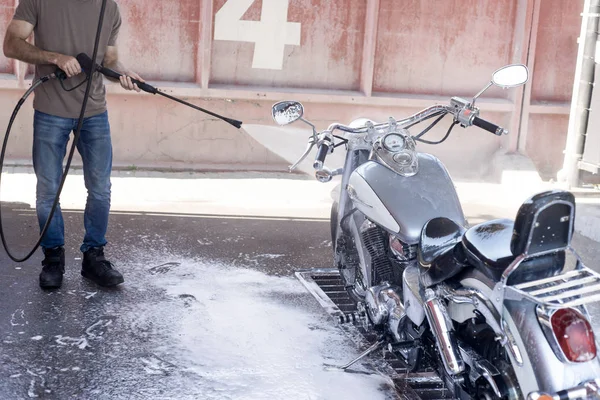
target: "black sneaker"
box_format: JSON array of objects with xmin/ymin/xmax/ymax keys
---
[
  {"xmin": 39, "ymin": 246, "xmax": 65, "ymax": 289},
  {"xmin": 81, "ymin": 247, "xmax": 124, "ymax": 287}
]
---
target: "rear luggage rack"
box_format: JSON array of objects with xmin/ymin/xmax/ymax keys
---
[{"xmin": 502, "ymin": 248, "xmax": 600, "ymax": 308}]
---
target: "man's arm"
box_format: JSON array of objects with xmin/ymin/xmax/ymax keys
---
[
  {"xmin": 3, "ymin": 19, "xmax": 81, "ymax": 77},
  {"xmin": 103, "ymin": 45, "xmax": 143, "ymax": 92}
]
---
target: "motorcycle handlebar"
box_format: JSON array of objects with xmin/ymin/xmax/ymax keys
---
[
  {"xmin": 325, "ymin": 105, "xmax": 450, "ymax": 135},
  {"xmin": 313, "ymin": 142, "xmax": 330, "ymax": 170},
  {"xmin": 311, "ymin": 104, "xmax": 506, "ymax": 159},
  {"xmin": 472, "ymin": 116, "xmax": 507, "ymax": 136}
]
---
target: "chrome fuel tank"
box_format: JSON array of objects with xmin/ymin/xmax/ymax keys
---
[{"xmin": 347, "ymin": 154, "xmax": 466, "ymax": 244}]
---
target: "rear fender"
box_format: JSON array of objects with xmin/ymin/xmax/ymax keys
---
[{"xmin": 460, "ymin": 277, "xmax": 600, "ymax": 397}]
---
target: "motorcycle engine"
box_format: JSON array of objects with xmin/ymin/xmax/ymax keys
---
[{"xmin": 361, "ymin": 220, "xmax": 415, "ymax": 286}]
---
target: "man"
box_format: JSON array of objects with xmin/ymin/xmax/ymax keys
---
[{"xmin": 3, "ymin": 0, "xmax": 142, "ymax": 289}]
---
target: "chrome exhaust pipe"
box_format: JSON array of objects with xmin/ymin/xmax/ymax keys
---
[
  {"xmin": 424, "ymin": 289, "xmax": 465, "ymax": 375},
  {"xmin": 365, "ymin": 282, "xmax": 405, "ymax": 342}
]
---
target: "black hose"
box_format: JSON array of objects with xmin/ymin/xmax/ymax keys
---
[
  {"xmin": 0, "ymin": 77, "xmax": 50, "ymax": 258},
  {"xmin": 0, "ymin": 0, "xmax": 108, "ymax": 262},
  {"xmin": 60, "ymin": 76, "xmax": 88, "ymax": 92}
]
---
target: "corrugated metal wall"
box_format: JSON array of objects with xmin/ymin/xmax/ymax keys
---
[{"xmin": 0, "ymin": 0, "xmax": 583, "ymax": 179}]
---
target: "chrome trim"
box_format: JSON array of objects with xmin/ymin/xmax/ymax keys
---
[
  {"xmin": 371, "ymin": 133, "xmax": 419, "ymax": 177},
  {"xmin": 423, "ymin": 289, "xmax": 465, "ymax": 375},
  {"xmin": 498, "ymin": 197, "xmax": 576, "ymax": 303},
  {"xmin": 365, "ymin": 282, "xmax": 392, "ymax": 325},
  {"xmin": 438, "ymin": 284, "xmax": 524, "ymax": 366},
  {"xmin": 498, "ymin": 248, "xmax": 600, "ymax": 309},
  {"xmin": 541, "ymin": 283, "xmax": 600, "ymax": 302},
  {"xmin": 528, "ymin": 276, "xmax": 598, "ymax": 295},
  {"xmin": 289, "ymin": 135, "xmax": 316, "ymax": 171},
  {"xmin": 500, "ymin": 253, "xmax": 528, "ymax": 285},
  {"xmin": 502, "ymin": 319, "xmax": 525, "ymax": 367},
  {"xmin": 472, "ymin": 83, "xmax": 493, "ymax": 106},
  {"xmin": 347, "ymin": 184, "xmax": 373, "ymax": 209},
  {"xmin": 491, "ymin": 246, "xmax": 600, "ymax": 344},
  {"xmin": 326, "ymin": 105, "xmax": 451, "ymax": 136},
  {"xmin": 365, "ymin": 282, "xmax": 406, "ymax": 342},
  {"xmin": 527, "ymin": 378, "xmax": 600, "ymax": 400},
  {"xmin": 403, "ymin": 266, "xmax": 426, "ymax": 326},
  {"xmin": 537, "ymin": 305, "xmax": 597, "ymax": 364},
  {"xmin": 515, "ymin": 270, "xmax": 583, "ymax": 290}
]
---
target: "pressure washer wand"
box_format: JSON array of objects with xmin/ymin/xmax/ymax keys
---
[
  {"xmin": 154, "ymin": 91, "xmax": 242, "ymax": 129},
  {"xmin": 76, "ymin": 53, "xmax": 243, "ymax": 129}
]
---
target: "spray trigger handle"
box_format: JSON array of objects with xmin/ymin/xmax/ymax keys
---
[{"xmin": 54, "ymin": 67, "xmax": 67, "ymax": 80}]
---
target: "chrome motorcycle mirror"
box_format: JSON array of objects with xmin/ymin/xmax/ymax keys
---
[
  {"xmin": 272, "ymin": 101, "xmax": 304, "ymax": 126},
  {"xmin": 272, "ymin": 101, "xmax": 320, "ymax": 172},
  {"xmin": 472, "ymin": 64, "xmax": 529, "ymax": 107},
  {"xmin": 492, "ymin": 64, "xmax": 529, "ymax": 88}
]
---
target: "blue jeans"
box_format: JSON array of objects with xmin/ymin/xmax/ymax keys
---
[{"xmin": 33, "ymin": 110, "xmax": 112, "ymax": 253}]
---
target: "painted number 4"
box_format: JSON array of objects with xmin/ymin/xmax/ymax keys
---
[{"xmin": 214, "ymin": 0, "xmax": 301, "ymax": 70}]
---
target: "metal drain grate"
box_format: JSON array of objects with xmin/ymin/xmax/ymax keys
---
[{"xmin": 296, "ymin": 268, "xmax": 455, "ymax": 400}]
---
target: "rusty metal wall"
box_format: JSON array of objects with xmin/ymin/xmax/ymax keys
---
[
  {"xmin": 374, "ymin": 0, "xmax": 519, "ymax": 98},
  {"xmin": 531, "ymin": 0, "xmax": 582, "ymax": 103},
  {"xmin": 116, "ymin": 0, "xmax": 201, "ymax": 82},
  {"xmin": 0, "ymin": 2, "xmax": 13, "ymax": 74},
  {"xmin": 211, "ymin": 0, "xmax": 367, "ymax": 90},
  {"xmin": 523, "ymin": 0, "xmax": 583, "ymax": 179},
  {"xmin": 0, "ymin": 0, "xmax": 583, "ymax": 179}
]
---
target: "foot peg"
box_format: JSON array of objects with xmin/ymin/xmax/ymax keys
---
[{"xmin": 389, "ymin": 339, "xmax": 419, "ymax": 351}]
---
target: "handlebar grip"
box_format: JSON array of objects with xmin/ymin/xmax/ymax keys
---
[
  {"xmin": 472, "ymin": 116, "xmax": 506, "ymax": 136},
  {"xmin": 313, "ymin": 142, "xmax": 330, "ymax": 170}
]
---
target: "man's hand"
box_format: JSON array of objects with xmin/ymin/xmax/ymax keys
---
[
  {"xmin": 53, "ymin": 54, "xmax": 81, "ymax": 77},
  {"xmin": 103, "ymin": 46, "xmax": 144, "ymax": 92},
  {"xmin": 119, "ymin": 71, "xmax": 144, "ymax": 92}
]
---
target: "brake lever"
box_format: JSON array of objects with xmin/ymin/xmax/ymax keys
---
[{"xmin": 289, "ymin": 136, "xmax": 316, "ymax": 172}]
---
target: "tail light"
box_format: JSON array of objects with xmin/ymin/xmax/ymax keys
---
[{"xmin": 551, "ymin": 308, "xmax": 596, "ymax": 363}]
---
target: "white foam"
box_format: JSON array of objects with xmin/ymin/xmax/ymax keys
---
[{"xmin": 124, "ymin": 255, "xmax": 394, "ymax": 399}]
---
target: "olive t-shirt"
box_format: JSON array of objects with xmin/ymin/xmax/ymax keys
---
[{"xmin": 13, "ymin": 0, "xmax": 122, "ymax": 118}]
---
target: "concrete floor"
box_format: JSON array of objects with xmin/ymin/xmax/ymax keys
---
[
  {"xmin": 0, "ymin": 173, "xmax": 599, "ymax": 399},
  {"xmin": 0, "ymin": 207, "xmax": 338, "ymax": 399}
]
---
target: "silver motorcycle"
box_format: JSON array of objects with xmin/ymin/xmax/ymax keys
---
[{"xmin": 257, "ymin": 64, "xmax": 600, "ymax": 399}]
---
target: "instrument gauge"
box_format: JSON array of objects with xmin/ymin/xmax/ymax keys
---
[{"xmin": 382, "ymin": 134, "xmax": 405, "ymax": 152}]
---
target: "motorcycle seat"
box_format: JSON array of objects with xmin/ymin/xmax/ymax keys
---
[
  {"xmin": 461, "ymin": 219, "xmax": 516, "ymax": 281},
  {"xmin": 462, "ymin": 190, "xmax": 575, "ymax": 282},
  {"xmin": 418, "ymin": 217, "xmax": 468, "ymax": 287}
]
